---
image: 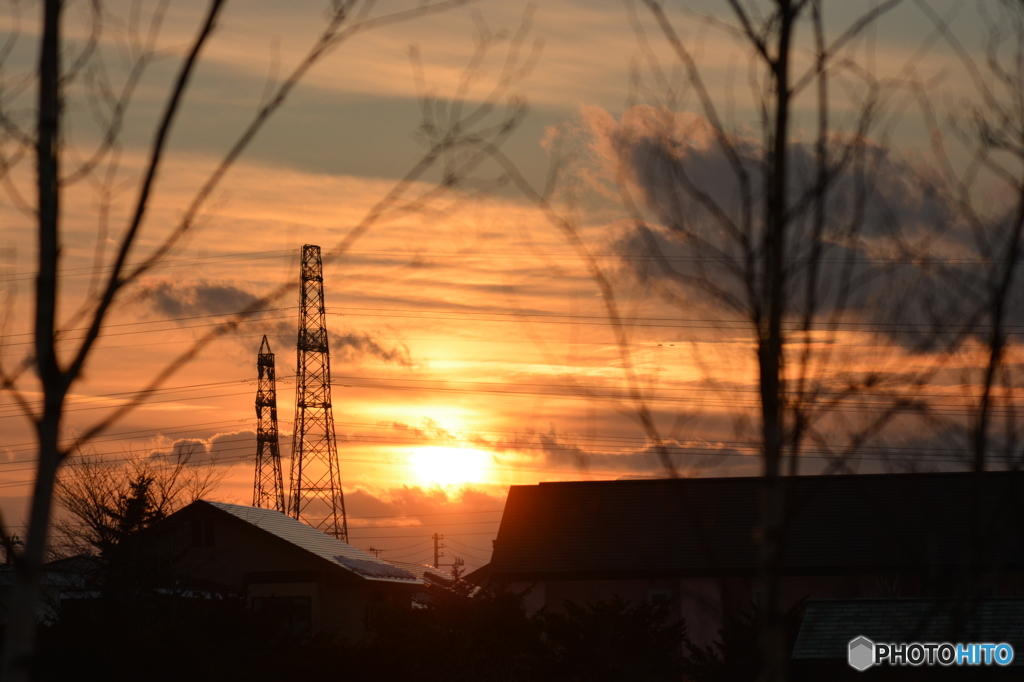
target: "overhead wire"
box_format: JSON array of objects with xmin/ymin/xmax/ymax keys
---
[
  {"xmin": 445, "ymin": 535, "xmax": 496, "ymax": 553},
  {"xmin": 370, "ymin": 538, "xmax": 432, "ymax": 552},
  {"xmin": 3, "ymin": 303, "xmax": 1019, "ymax": 349},
  {"xmin": 0, "ymin": 434, "xmax": 992, "ymax": 493},
  {"xmin": 0, "ymin": 246, "xmax": 1007, "ymax": 286},
  {"xmin": 0, "ymin": 425, "xmax": 987, "ymax": 472},
  {"xmin": 346, "ymin": 531, "xmax": 500, "ymax": 540},
  {"xmin": 0, "ymin": 249, "xmax": 296, "ymax": 284},
  {"xmin": 444, "ymin": 547, "xmax": 491, "ymax": 563},
  {"xmin": 385, "ymin": 548, "xmax": 436, "ymax": 561},
  {"xmin": 4, "ymin": 367, "xmax": 1013, "ymax": 429}
]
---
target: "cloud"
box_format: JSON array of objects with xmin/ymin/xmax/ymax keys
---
[
  {"xmin": 148, "ymin": 430, "xmax": 256, "ymax": 468},
  {"xmin": 135, "ymin": 278, "xmax": 415, "ymax": 365},
  {"xmin": 582, "ymin": 105, "xmax": 1022, "ymax": 349},
  {"xmin": 338, "ymin": 485, "xmax": 506, "ymax": 567},
  {"xmin": 537, "ymin": 424, "xmax": 748, "ymax": 477},
  {"xmin": 139, "ymin": 280, "xmax": 260, "ymax": 319},
  {"xmin": 334, "ymin": 331, "xmax": 413, "ymax": 367},
  {"xmin": 346, "ymin": 484, "xmax": 503, "ymax": 521},
  {"xmin": 386, "ymin": 418, "xmax": 460, "ymax": 443},
  {"xmin": 371, "ymin": 418, "xmax": 751, "ymax": 478}
]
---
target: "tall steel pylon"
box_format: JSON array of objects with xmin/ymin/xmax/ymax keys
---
[
  {"xmin": 289, "ymin": 244, "xmax": 348, "ymax": 541},
  {"xmin": 252, "ymin": 335, "xmax": 286, "ymax": 512}
]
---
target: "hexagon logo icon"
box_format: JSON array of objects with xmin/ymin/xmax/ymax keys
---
[{"xmin": 848, "ymin": 636, "xmax": 875, "ymax": 671}]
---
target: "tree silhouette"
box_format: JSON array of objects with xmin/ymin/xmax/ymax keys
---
[
  {"xmin": 54, "ymin": 448, "xmax": 216, "ymax": 558},
  {"xmin": 488, "ymin": 2, "xmax": 1024, "ymax": 681},
  {"xmin": 0, "ymin": 1, "xmax": 542, "ymax": 677}
]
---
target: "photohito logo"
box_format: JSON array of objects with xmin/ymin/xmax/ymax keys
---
[
  {"xmin": 848, "ymin": 636, "xmax": 875, "ymax": 671},
  {"xmin": 848, "ymin": 636, "xmax": 1014, "ymax": 670}
]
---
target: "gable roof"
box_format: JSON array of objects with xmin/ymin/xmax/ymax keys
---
[
  {"xmin": 199, "ymin": 500, "xmax": 418, "ymax": 584},
  {"xmin": 793, "ymin": 598, "xmax": 1024, "ymax": 663},
  {"xmin": 488, "ymin": 472, "xmax": 1024, "ymax": 579}
]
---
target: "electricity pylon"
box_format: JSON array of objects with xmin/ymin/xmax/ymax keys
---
[
  {"xmin": 252, "ymin": 335, "xmax": 286, "ymax": 512},
  {"xmin": 289, "ymin": 244, "xmax": 348, "ymax": 541}
]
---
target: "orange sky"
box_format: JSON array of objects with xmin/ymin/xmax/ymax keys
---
[{"xmin": 0, "ymin": 0, "xmax": 1018, "ymax": 571}]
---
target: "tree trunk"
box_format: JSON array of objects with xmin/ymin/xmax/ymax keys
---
[
  {"xmin": 1, "ymin": 1, "xmax": 64, "ymax": 679},
  {"xmin": 757, "ymin": 4, "xmax": 795, "ymax": 682}
]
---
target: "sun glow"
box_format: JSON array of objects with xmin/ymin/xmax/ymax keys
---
[{"xmin": 410, "ymin": 446, "xmax": 492, "ymax": 487}]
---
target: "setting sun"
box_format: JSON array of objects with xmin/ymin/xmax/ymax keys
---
[{"xmin": 410, "ymin": 446, "xmax": 492, "ymax": 487}]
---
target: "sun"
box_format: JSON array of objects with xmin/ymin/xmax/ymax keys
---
[{"xmin": 410, "ymin": 446, "xmax": 491, "ymax": 487}]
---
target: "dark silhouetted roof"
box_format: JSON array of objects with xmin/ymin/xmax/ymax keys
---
[
  {"xmin": 793, "ymin": 598, "xmax": 1024, "ymax": 663},
  {"xmin": 488, "ymin": 472, "xmax": 1024, "ymax": 579}
]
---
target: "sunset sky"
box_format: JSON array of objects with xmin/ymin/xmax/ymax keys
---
[{"xmin": 1, "ymin": 0, "xmax": 1019, "ymax": 571}]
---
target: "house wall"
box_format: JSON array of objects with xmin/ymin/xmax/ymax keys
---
[
  {"xmin": 679, "ymin": 577, "xmax": 725, "ymax": 645},
  {"xmin": 155, "ymin": 506, "xmax": 333, "ymax": 587},
  {"xmin": 146, "ymin": 504, "xmax": 412, "ymax": 639},
  {"xmin": 504, "ymin": 570, "xmax": 1024, "ymax": 648}
]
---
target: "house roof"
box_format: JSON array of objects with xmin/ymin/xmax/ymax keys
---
[
  {"xmin": 200, "ymin": 500, "xmax": 419, "ymax": 585},
  {"xmin": 793, "ymin": 598, "xmax": 1024, "ymax": 663},
  {"xmin": 488, "ymin": 472, "xmax": 1024, "ymax": 579}
]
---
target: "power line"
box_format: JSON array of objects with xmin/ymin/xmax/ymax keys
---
[
  {"xmin": 7, "ymin": 369, "xmax": 1006, "ymax": 416},
  {"xmin": 386, "ymin": 548, "xmax": 436, "ymax": 561},
  {"xmin": 0, "ymin": 315, "xmax": 292, "ymax": 349},
  {"xmin": 3, "ymin": 301, "xmax": 1021, "ymax": 351},
  {"xmin": 327, "ymin": 305, "xmax": 1024, "ymax": 332},
  {"xmin": 6, "ymin": 246, "xmax": 1005, "ymax": 285},
  {"xmin": 0, "ymin": 416, "xmax": 998, "ymax": 470},
  {"xmin": 351, "ymin": 509, "xmax": 503, "ymax": 519},
  {"xmin": 0, "ymin": 379, "xmax": 253, "ymax": 417},
  {"xmin": 0, "ymin": 389, "xmax": 254, "ymax": 421},
  {"xmin": 0, "ymin": 249, "xmax": 296, "ymax": 283},
  {"xmin": 445, "ymin": 535, "xmax": 495, "ymax": 553},
  {"xmin": 0, "ymin": 435, "xmax": 991, "ymax": 491},
  {"xmin": 0, "ymin": 417, "xmax": 251, "ymax": 452},
  {"xmin": 347, "ymin": 531, "xmax": 500, "ymax": 540},
  {"xmin": 0, "ymin": 308, "xmax": 294, "ymax": 340},
  {"xmin": 0, "ymin": 428, "xmax": 983, "ymax": 472},
  {"xmin": 349, "ymin": 520, "xmax": 501, "ymax": 530},
  {"xmin": 444, "ymin": 547, "xmax": 491, "ymax": 563},
  {"xmin": 371, "ymin": 538, "xmax": 433, "ymax": 552}
]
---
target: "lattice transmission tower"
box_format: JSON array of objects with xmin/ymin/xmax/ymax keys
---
[
  {"xmin": 252, "ymin": 335, "xmax": 286, "ymax": 512},
  {"xmin": 289, "ymin": 244, "xmax": 348, "ymax": 541}
]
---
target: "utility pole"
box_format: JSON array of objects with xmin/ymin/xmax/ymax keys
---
[
  {"xmin": 252, "ymin": 335, "xmax": 286, "ymax": 512},
  {"xmin": 2, "ymin": 535, "xmax": 21, "ymax": 567},
  {"xmin": 289, "ymin": 244, "xmax": 348, "ymax": 541},
  {"xmin": 432, "ymin": 533, "xmax": 445, "ymax": 569},
  {"xmin": 366, "ymin": 547, "xmax": 383, "ymax": 558}
]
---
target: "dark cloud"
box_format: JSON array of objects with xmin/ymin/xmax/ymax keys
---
[
  {"xmin": 136, "ymin": 278, "xmax": 415, "ymax": 366},
  {"xmin": 537, "ymin": 425, "xmax": 748, "ymax": 477},
  {"xmin": 139, "ymin": 280, "xmax": 260, "ymax": 319},
  {"xmin": 856, "ymin": 425, "xmax": 1024, "ymax": 474},
  {"xmin": 585, "ymin": 106, "xmax": 1021, "ymax": 349},
  {"xmin": 334, "ymin": 331, "xmax": 413, "ymax": 367},
  {"xmin": 586, "ymin": 105, "xmax": 952, "ymax": 242}
]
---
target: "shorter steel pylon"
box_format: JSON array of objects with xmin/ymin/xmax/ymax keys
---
[{"xmin": 253, "ymin": 335, "xmax": 286, "ymax": 512}]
